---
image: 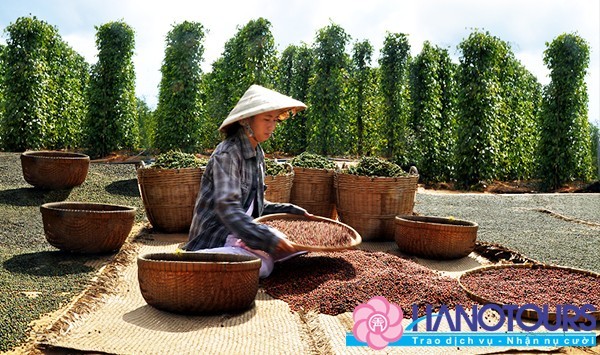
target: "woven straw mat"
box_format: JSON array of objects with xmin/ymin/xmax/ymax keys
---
[{"xmin": 35, "ymin": 227, "xmax": 586, "ymax": 355}]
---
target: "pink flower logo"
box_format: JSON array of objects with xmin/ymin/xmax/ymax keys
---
[{"xmin": 352, "ymin": 296, "xmax": 404, "ymax": 350}]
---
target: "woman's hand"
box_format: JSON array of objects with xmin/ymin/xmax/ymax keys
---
[
  {"xmin": 304, "ymin": 211, "xmax": 318, "ymax": 220},
  {"xmin": 275, "ymin": 237, "xmax": 297, "ymax": 254}
]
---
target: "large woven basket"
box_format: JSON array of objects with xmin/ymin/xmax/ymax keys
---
[
  {"xmin": 137, "ymin": 167, "xmax": 203, "ymax": 233},
  {"xmin": 335, "ymin": 173, "xmax": 418, "ymax": 241},
  {"xmin": 459, "ymin": 264, "xmax": 600, "ymax": 321},
  {"xmin": 264, "ymin": 164, "xmax": 294, "ymax": 203},
  {"xmin": 40, "ymin": 202, "xmax": 136, "ymax": 254},
  {"xmin": 137, "ymin": 252, "xmax": 261, "ymax": 314},
  {"xmin": 21, "ymin": 151, "xmax": 90, "ymax": 189},
  {"xmin": 394, "ymin": 215, "xmax": 478, "ymax": 259},
  {"xmin": 290, "ymin": 167, "xmax": 336, "ymax": 218}
]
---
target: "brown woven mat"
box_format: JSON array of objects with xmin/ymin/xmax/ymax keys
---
[{"xmin": 35, "ymin": 227, "xmax": 595, "ymax": 354}]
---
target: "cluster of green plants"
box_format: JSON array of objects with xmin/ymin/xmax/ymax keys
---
[
  {"xmin": 0, "ymin": 16, "xmax": 597, "ymax": 190},
  {"xmin": 264, "ymin": 158, "xmax": 289, "ymax": 176},
  {"xmin": 150, "ymin": 150, "xmax": 208, "ymax": 169},
  {"xmin": 288, "ymin": 152, "xmax": 337, "ymax": 170},
  {"xmin": 346, "ymin": 156, "xmax": 408, "ymax": 178}
]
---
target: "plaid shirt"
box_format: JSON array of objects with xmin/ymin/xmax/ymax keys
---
[{"xmin": 184, "ymin": 128, "xmax": 306, "ymax": 253}]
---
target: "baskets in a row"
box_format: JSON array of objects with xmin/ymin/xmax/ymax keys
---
[{"xmin": 20, "ymin": 151, "xmax": 137, "ymax": 254}]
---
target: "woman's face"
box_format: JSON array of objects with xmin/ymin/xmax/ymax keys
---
[{"xmin": 248, "ymin": 112, "xmax": 280, "ymax": 143}]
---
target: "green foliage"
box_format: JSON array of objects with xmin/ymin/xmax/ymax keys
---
[
  {"xmin": 275, "ymin": 44, "xmax": 314, "ymax": 154},
  {"xmin": 538, "ymin": 33, "xmax": 593, "ymax": 190},
  {"xmin": 289, "ymin": 151, "xmax": 336, "ymax": 169},
  {"xmin": 136, "ymin": 98, "xmax": 155, "ymax": 150},
  {"xmin": 455, "ymin": 31, "xmax": 508, "ymax": 187},
  {"xmin": 409, "ymin": 42, "xmax": 457, "ymax": 182},
  {"xmin": 0, "ymin": 16, "xmax": 88, "ymax": 151},
  {"xmin": 306, "ymin": 22, "xmax": 351, "ymax": 155},
  {"xmin": 264, "ymin": 158, "xmax": 289, "ymax": 176},
  {"xmin": 348, "ymin": 39, "xmax": 379, "ymax": 156},
  {"xmin": 154, "ymin": 21, "xmax": 205, "ymax": 153},
  {"xmin": 437, "ymin": 47, "xmax": 459, "ymax": 180},
  {"xmin": 591, "ymin": 124, "xmax": 599, "ymax": 179},
  {"xmin": 202, "ymin": 18, "xmax": 277, "ymax": 149},
  {"xmin": 378, "ymin": 32, "xmax": 411, "ymax": 161},
  {"xmin": 84, "ymin": 20, "xmax": 138, "ymax": 158},
  {"xmin": 346, "ymin": 156, "xmax": 408, "ymax": 177},
  {"xmin": 497, "ymin": 58, "xmax": 541, "ymax": 180},
  {"xmin": 0, "ymin": 44, "xmax": 4, "ymax": 148},
  {"xmin": 151, "ymin": 150, "xmax": 207, "ymax": 169}
]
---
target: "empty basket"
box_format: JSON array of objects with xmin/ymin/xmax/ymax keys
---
[
  {"xmin": 21, "ymin": 151, "xmax": 90, "ymax": 189},
  {"xmin": 394, "ymin": 215, "xmax": 478, "ymax": 259},
  {"xmin": 137, "ymin": 252, "xmax": 261, "ymax": 314},
  {"xmin": 40, "ymin": 202, "xmax": 136, "ymax": 254}
]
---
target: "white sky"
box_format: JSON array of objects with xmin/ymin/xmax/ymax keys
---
[{"xmin": 1, "ymin": 0, "xmax": 598, "ymax": 126}]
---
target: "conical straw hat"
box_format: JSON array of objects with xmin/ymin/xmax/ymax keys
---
[{"xmin": 219, "ymin": 84, "xmax": 307, "ymax": 132}]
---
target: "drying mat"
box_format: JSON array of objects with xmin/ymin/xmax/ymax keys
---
[
  {"xmin": 35, "ymin": 228, "xmax": 596, "ymax": 354},
  {"xmin": 37, "ymin": 231, "xmax": 312, "ymax": 355}
]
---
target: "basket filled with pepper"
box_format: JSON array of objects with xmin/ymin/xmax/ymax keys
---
[
  {"xmin": 288, "ymin": 152, "xmax": 338, "ymax": 219},
  {"xmin": 137, "ymin": 150, "xmax": 208, "ymax": 233},
  {"xmin": 264, "ymin": 159, "xmax": 294, "ymax": 203},
  {"xmin": 335, "ymin": 156, "xmax": 419, "ymax": 241},
  {"xmin": 255, "ymin": 213, "xmax": 361, "ymax": 251}
]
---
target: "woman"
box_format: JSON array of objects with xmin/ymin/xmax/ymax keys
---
[{"xmin": 183, "ymin": 84, "xmax": 310, "ymax": 277}]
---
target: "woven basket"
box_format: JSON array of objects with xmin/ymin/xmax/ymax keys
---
[
  {"xmin": 335, "ymin": 173, "xmax": 418, "ymax": 241},
  {"xmin": 254, "ymin": 213, "xmax": 361, "ymax": 251},
  {"xmin": 21, "ymin": 151, "xmax": 90, "ymax": 189},
  {"xmin": 137, "ymin": 167, "xmax": 203, "ymax": 233},
  {"xmin": 137, "ymin": 252, "xmax": 261, "ymax": 314},
  {"xmin": 459, "ymin": 264, "xmax": 600, "ymax": 321},
  {"xmin": 40, "ymin": 202, "xmax": 136, "ymax": 254},
  {"xmin": 290, "ymin": 167, "xmax": 336, "ymax": 218},
  {"xmin": 394, "ymin": 215, "xmax": 478, "ymax": 259},
  {"xmin": 264, "ymin": 164, "xmax": 294, "ymax": 203}
]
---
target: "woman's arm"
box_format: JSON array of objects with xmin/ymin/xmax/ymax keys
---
[{"xmin": 212, "ymin": 152, "xmax": 281, "ymax": 253}]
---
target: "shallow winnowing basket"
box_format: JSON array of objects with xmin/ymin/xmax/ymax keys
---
[
  {"xmin": 289, "ymin": 167, "xmax": 336, "ymax": 219},
  {"xmin": 254, "ymin": 213, "xmax": 361, "ymax": 251},
  {"xmin": 335, "ymin": 173, "xmax": 419, "ymax": 241},
  {"xmin": 394, "ymin": 215, "xmax": 478, "ymax": 259},
  {"xmin": 137, "ymin": 252, "xmax": 261, "ymax": 314},
  {"xmin": 458, "ymin": 264, "xmax": 600, "ymax": 321},
  {"xmin": 264, "ymin": 164, "xmax": 294, "ymax": 203},
  {"xmin": 136, "ymin": 167, "xmax": 203, "ymax": 233}
]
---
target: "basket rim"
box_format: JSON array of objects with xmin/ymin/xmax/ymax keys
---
[
  {"xmin": 138, "ymin": 252, "xmax": 262, "ymax": 266},
  {"xmin": 291, "ymin": 166, "xmax": 336, "ymax": 172},
  {"xmin": 395, "ymin": 215, "xmax": 478, "ymax": 228},
  {"xmin": 265, "ymin": 164, "xmax": 294, "ymax": 177},
  {"xmin": 41, "ymin": 201, "xmax": 137, "ymax": 213},
  {"xmin": 21, "ymin": 150, "xmax": 89, "ymax": 159},
  {"xmin": 137, "ymin": 166, "xmax": 205, "ymax": 172},
  {"xmin": 335, "ymin": 172, "xmax": 419, "ymax": 181},
  {"xmin": 254, "ymin": 213, "xmax": 361, "ymax": 251},
  {"xmin": 458, "ymin": 263, "xmax": 600, "ymax": 321}
]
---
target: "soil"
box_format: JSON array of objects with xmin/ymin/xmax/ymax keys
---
[{"xmin": 423, "ymin": 179, "xmax": 598, "ymax": 194}]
